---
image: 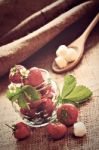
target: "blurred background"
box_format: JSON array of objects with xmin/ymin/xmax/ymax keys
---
[
  {"xmin": 0, "ymin": 0, "xmax": 96, "ymax": 38},
  {"xmin": 0, "ymin": 0, "xmax": 57, "ymax": 37}
]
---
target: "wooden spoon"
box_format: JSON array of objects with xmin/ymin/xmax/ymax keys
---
[{"xmin": 52, "ymin": 13, "xmax": 99, "ymax": 73}]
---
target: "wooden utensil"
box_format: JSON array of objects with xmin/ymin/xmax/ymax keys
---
[{"xmin": 52, "ymin": 13, "xmax": 99, "ymax": 73}]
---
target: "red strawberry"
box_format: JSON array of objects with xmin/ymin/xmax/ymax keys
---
[
  {"xmin": 20, "ymin": 108, "xmax": 29, "ymax": 116},
  {"xmin": 46, "ymin": 122, "xmax": 67, "ymax": 140},
  {"xmin": 6, "ymin": 122, "xmax": 31, "ymax": 140},
  {"xmin": 43, "ymin": 98, "xmax": 55, "ymax": 118},
  {"xmin": 13, "ymin": 122, "xmax": 31, "ymax": 140},
  {"xmin": 57, "ymin": 103, "xmax": 78, "ymax": 126},
  {"xmin": 29, "ymin": 99, "xmax": 46, "ymax": 109},
  {"xmin": 26, "ymin": 109, "xmax": 37, "ymax": 119},
  {"xmin": 26, "ymin": 67, "xmax": 44, "ymax": 87},
  {"xmin": 9, "ymin": 65, "xmax": 26, "ymax": 83},
  {"xmin": 41, "ymin": 85, "xmax": 55, "ymax": 99},
  {"xmin": 29, "ymin": 98, "xmax": 55, "ymax": 118},
  {"xmin": 20, "ymin": 108, "xmax": 36, "ymax": 119},
  {"xmin": 20, "ymin": 98, "xmax": 55, "ymax": 119}
]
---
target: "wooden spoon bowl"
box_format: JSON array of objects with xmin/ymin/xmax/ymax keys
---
[{"xmin": 52, "ymin": 13, "xmax": 99, "ymax": 73}]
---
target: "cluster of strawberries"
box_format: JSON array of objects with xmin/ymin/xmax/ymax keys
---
[
  {"xmin": 9, "ymin": 65, "xmax": 45, "ymax": 86},
  {"xmin": 9, "ymin": 65, "xmax": 56, "ymax": 121},
  {"xmin": 7, "ymin": 65, "xmax": 85, "ymax": 141},
  {"xmin": 7, "ymin": 103, "xmax": 78, "ymax": 140}
]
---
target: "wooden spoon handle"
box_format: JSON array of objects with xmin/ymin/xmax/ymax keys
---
[{"xmin": 81, "ymin": 13, "xmax": 99, "ymax": 43}]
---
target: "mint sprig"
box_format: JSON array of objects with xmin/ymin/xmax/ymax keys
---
[
  {"xmin": 22, "ymin": 85, "xmax": 40, "ymax": 100},
  {"xmin": 7, "ymin": 87, "xmax": 22, "ymax": 102},
  {"xmin": 7, "ymin": 85, "xmax": 41, "ymax": 108},
  {"xmin": 18, "ymin": 93, "xmax": 29, "ymax": 109}
]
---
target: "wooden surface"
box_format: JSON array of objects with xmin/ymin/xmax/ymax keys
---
[{"xmin": 0, "ymin": 10, "xmax": 99, "ymax": 150}]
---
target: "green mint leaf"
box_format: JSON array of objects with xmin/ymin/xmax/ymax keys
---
[
  {"xmin": 61, "ymin": 75, "xmax": 76, "ymax": 99},
  {"xmin": 7, "ymin": 88, "xmax": 21, "ymax": 102},
  {"xmin": 22, "ymin": 85, "xmax": 41, "ymax": 100},
  {"xmin": 18, "ymin": 93, "xmax": 29, "ymax": 108},
  {"xmin": 7, "ymin": 85, "xmax": 41, "ymax": 105},
  {"xmin": 65, "ymin": 85, "xmax": 92, "ymax": 103}
]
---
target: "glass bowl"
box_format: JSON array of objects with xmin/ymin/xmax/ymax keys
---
[{"xmin": 13, "ymin": 69, "xmax": 57, "ymax": 127}]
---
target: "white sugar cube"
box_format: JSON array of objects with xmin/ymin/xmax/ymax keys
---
[
  {"xmin": 74, "ymin": 122, "xmax": 87, "ymax": 137},
  {"xmin": 56, "ymin": 45, "xmax": 68, "ymax": 58},
  {"xmin": 65, "ymin": 48, "xmax": 78, "ymax": 62},
  {"xmin": 55, "ymin": 56, "xmax": 67, "ymax": 68}
]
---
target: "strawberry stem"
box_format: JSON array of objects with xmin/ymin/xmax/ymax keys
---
[
  {"xmin": 61, "ymin": 109, "xmax": 67, "ymax": 119},
  {"xmin": 5, "ymin": 124, "xmax": 14, "ymax": 130}
]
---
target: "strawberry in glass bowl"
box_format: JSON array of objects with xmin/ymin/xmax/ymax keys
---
[{"xmin": 7, "ymin": 65, "xmax": 57, "ymax": 127}]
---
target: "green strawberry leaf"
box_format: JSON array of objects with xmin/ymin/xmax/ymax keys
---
[
  {"xmin": 22, "ymin": 85, "xmax": 40, "ymax": 100},
  {"xmin": 7, "ymin": 88, "xmax": 21, "ymax": 102},
  {"xmin": 61, "ymin": 75, "xmax": 76, "ymax": 99},
  {"xmin": 18, "ymin": 93, "xmax": 29, "ymax": 108},
  {"xmin": 7, "ymin": 85, "xmax": 41, "ymax": 102},
  {"xmin": 65, "ymin": 85, "xmax": 92, "ymax": 103},
  {"xmin": 7, "ymin": 85, "xmax": 41, "ymax": 109}
]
